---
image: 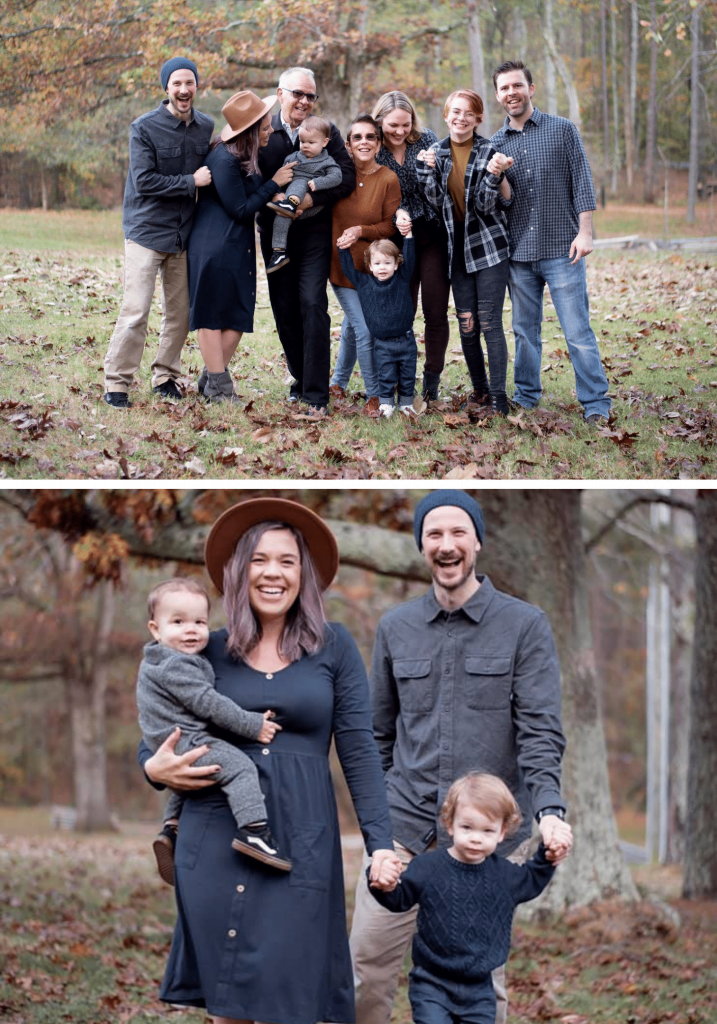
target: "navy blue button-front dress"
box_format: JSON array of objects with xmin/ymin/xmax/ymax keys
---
[
  {"xmin": 157, "ymin": 624, "xmax": 394, "ymax": 1024},
  {"xmin": 187, "ymin": 142, "xmax": 279, "ymax": 333}
]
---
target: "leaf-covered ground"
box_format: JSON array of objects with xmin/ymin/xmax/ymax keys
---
[
  {"xmin": 1, "ymin": 222, "xmax": 716, "ymax": 479},
  {"xmin": 0, "ymin": 829, "xmax": 715, "ymax": 1024}
]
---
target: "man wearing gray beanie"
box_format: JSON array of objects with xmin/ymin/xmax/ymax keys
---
[
  {"xmin": 102, "ymin": 57, "xmax": 214, "ymax": 408},
  {"xmin": 350, "ymin": 489, "xmax": 572, "ymax": 1024}
]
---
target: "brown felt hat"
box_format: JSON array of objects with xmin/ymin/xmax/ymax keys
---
[
  {"xmin": 204, "ymin": 498, "xmax": 339, "ymax": 594},
  {"xmin": 220, "ymin": 90, "xmax": 278, "ymax": 142}
]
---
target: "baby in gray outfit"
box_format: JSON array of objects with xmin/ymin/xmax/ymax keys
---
[
  {"xmin": 137, "ymin": 577, "xmax": 292, "ymax": 885},
  {"xmin": 266, "ymin": 115, "xmax": 342, "ymax": 273}
]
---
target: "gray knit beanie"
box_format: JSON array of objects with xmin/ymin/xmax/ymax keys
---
[
  {"xmin": 414, "ymin": 490, "xmax": 485, "ymax": 550},
  {"xmin": 161, "ymin": 57, "xmax": 198, "ymax": 91}
]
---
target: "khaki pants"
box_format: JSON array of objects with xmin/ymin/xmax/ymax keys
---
[
  {"xmin": 349, "ymin": 840, "xmax": 531, "ymax": 1024},
  {"xmin": 103, "ymin": 239, "xmax": 189, "ymax": 394}
]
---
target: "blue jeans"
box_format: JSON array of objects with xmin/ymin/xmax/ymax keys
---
[
  {"xmin": 330, "ymin": 284, "xmax": 378, "ymax": 398},
  {"xmin": 509, "ymin": 256, "xmax": 611, "ymax": 418},
  {"xmin": 410, "ymin": 965, "xmax": 496, "ymax": 1024},
  {"xmin": 375, "ymin": 330, "xmax": 417, "ymax": 406}
]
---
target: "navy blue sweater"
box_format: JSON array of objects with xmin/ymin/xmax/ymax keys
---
[
  {"xmin": 338, "ymin": 237, "xmax": 415, "ymax": 340},
  {"xmin": 369, "ymin": 844, "xmax": 555, "ymax": 981}
]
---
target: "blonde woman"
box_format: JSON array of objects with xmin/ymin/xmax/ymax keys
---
[{"xmin": 373, "ymin": 91, "xmax": 450, "ymax": 402}]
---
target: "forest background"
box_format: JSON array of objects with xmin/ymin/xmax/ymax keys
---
[
  {"xmin": 2, "ymin": 0, "xmax": 717, "ymax": 217},
  {"xmin": 1, "ymin": 485, "xmax": 717, "ymax": 1024}
]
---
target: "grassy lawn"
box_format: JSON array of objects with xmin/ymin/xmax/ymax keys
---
[
  {"xmin": 1, "ymin": 209, "xmax": 716, "ymax": 481},
  {"xmin": 0, "ymin": 816, "xmax": 715, "ymax": 1024}
]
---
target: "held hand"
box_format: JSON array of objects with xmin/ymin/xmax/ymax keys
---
[
  {"xmin": 144, "ymin": 727, "xmax": 220, "ymax": 790},
  {"xmin": 194, "ymin": 165, "xmax": 212, "ymax": 187},
  {"xmin": 417, "ymin": 149, "xmax": 436, "ymax": 169},
  {"xmin": 336, "ymin": 225, "xmax": 362, "ymax": 249},
  {"xmin": 273, "ymin": 162, "xmax": 297, "ymax": 188},
  {"xmin": 308, "ymin": 179, "xmax": 316, "ymax": 192},
  {"xmin": 258, "ymin": 710, "xmax": 282, "ymax": 743},
  {"xmin": 368, "ymin": 849, "xmax": 403, "ymax": 891},
  {"xmin": 396, "ymin": 209, "xmax": 412, "ymax": 237},
  {"xmin": 539, "ymin": 815, "xmax": 573, "ymax": 864},
  {"xmin": 487, "ymin": 153, "xmax": 514, "ymax": 176},
  {"xmin": 570, "ymin": 229, "xmax": 593, "ymax": 264}
]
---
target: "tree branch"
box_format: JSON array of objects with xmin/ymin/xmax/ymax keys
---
[{"xmin": 585, "ymin": 493, "xmax": 695, "ymax": 552}]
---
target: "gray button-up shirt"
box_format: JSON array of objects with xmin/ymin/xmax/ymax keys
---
[
  {"xmin": 490, "ymin": 107, "xmax": 596, "ymax": 261},
  {"xmin": 370, "ymin": 575, "xmax": 566, "ymax": 855},
  {"xmin": 122, "ymin": 99, "xmax": 214, "ymax": 253}
]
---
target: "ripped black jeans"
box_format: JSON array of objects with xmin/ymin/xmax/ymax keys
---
[{"xmin": 450, "ymin": 226, "xmax": 510, "ymax": 402}]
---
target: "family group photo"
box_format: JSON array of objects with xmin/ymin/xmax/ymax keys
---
[
  {"xmin": 1, "ymin": 0, "xmax": 716, "ymax": 480},
  {"xmin": 0, "ymin": 485, "xmax": 716, "ymax": 1024},
  {"xmin": 1, "ymin": 1, "xmax": 716, "ymax": 1020}
]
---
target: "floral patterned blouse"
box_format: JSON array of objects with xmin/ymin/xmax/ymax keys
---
[{"xmin": 376, "ymin": 128, "xmax": 440, "ymax": 223}]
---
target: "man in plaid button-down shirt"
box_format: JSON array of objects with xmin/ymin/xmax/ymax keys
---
[{"xmin": 491, "ymin": 60, "xmax": 611, "ymax": 424}]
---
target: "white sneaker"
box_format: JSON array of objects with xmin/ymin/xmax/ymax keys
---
[
  {"xmin": 399, "ymin": 404, "xmax": 413, "ymax": 417},
  {"xmin": 379, "ymin": 403, "xmax": 395, "ymax": 418}
]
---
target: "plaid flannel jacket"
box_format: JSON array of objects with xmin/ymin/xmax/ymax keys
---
[
  {"xmin": 490, "ymin": 107, "xmax": 596, "ymax": 261},
  {"xmin": 416, "ymin": 133, "xmax": 510, "ymax": 273}
]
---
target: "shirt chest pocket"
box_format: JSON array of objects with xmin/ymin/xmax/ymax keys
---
[
  {"xmin": 195, "ymin": 143, "xmax": 209, "ymax": 158},
  {"xmin": 158, "ymin": 145, "xmax": 182, "ymax": 173},
  {"xmin": 464, "ymin": 655, "xmax": 512, "ymax": 710},
  {"xmin": 393, "ymin": 658, "xmax": 433, "ymax": 713}
]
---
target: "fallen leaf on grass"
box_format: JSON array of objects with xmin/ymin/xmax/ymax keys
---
[
  {"xmin": 252, "ymin": 427, "xmax": 275, "ymax": 444},
  {"xmin": 386, "ymin": 445, "xmax": 409, "ymax": 462},
  {"xmin": 441, "ymin": 412, "xmax": 470, "ymax": 428},
  {"xmin": 323, "ymin": 446, "xmax": 349, "ymax": 463},
  {"xmin": 0, "ymin": 448, "xmax": 31, "ymax": 464},
  {"xmin": 184, "ymin": 456, "xmax": 207, "ymax": 475}
]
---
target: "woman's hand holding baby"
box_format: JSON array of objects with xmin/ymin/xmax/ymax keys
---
[
  {"xmin": 273, "ymin": 162, "xmax": 297, "ymax": 188},
  {"xmin": 396, "ymin": 209, "xmax": 412, "ymax": 237}
]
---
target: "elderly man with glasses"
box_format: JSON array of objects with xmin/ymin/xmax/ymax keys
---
[{"xmin": 257, "ymin": 66, "xmax": 355, "ymax": 417}]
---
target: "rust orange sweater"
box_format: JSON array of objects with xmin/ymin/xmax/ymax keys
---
[{"xmin": 330, "ymin": 164, "xmax": 401, "ymax": 288}]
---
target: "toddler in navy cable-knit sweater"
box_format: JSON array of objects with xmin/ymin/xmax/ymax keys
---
[
  {"xmin": 369, "ymin": 773, "xmax": 563, "ymax": 1024},
  {"xmin": 338, "ymin": 233, "xmax": 417, "ymax": 418}
]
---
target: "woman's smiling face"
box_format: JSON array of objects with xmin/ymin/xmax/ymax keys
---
[
  {"xmin": 381, "ymin": 107, "xmax": 412, "ymax": 148},
  {"xmin": 248, "ymin": 528, "xmax": 302, "ymax": 623}
]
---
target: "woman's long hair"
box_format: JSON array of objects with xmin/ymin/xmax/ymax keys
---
[
  {"xmin": 210, "ymin": 116, "xmax": 263, "ymax": 174},
  {"xmin": 223, "ymin": 521, "xmax": 326, "ymax": 663},
  {"xmin": 371, "ymin": 91, "xmax": 424, "ymax": 146}
]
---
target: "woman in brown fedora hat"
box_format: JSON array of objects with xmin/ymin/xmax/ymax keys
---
[
  {"xmin": 140, "ymin": 497, "xmax": 402, "ymax": 1024},
  {"xmin": 188, "ymin": 92, "xmax": 298, "ymax": 402}
]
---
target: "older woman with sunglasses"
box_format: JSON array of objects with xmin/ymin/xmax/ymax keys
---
[{"xmin": 329, "ymin": 113, "xmax": 401, "ymax": 414}]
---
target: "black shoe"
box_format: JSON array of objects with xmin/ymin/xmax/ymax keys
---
[
  {"xmin": 267, "ymin": 198, "xmax": 299, "ymax": 218},
  {"xmin": 467, "ymin": 389, "xmax": 491, "ymax": 408},
  {"xmin": 422, "ymin": 370, "xmax": 441, "ymax": 403},
  {"xmin": 153, "ymin": 823, "xmax": 178, "ymax": 886},
  {"xmin": 267, "ymin": 250, "xmax": 290, "ymax": 273},
  {"xmin": 153, "ymin": 379, "xmax": 183, "ymax": 400},
  {"xmin": 197, "ymin": 366, "xmax": 208, "ymax": 395},
  {"xmin": 232, "ymin": 824, "xmax": 292, "ymax": 871},
  {"xmin": 103, "ymin": 391, "xmax": 132, "ymax": 408},
  {"xmin": 490, "ymin": 392, "xmax": 509, "ymax": 416}
]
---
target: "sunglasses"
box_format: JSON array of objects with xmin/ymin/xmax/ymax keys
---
[
  {"xmin": 283, "ymin": 88, "xmax": 319, "ymax": 103},
  {"xmin": 350, "ymin": 133, "xmax": 379, "ymax": 142}
]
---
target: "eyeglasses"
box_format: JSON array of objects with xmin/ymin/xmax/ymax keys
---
[
  {"xmin": 283, "ymin": 88, "xmax": 318, "ymax": 103},
  {"xmin": 350, "ymin": 133, "xmax": 378, "ymax": 142},
  {"xmin": 448, "ymin": 109, "xmax": 478, "ymax": 121}
]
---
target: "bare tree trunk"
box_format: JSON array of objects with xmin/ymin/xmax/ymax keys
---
[
  {"xmin": 475, "ymin": 492, "xmax": 638, "ymax": 908},
  {"xmin": 40, "ymin": 164, "xmax": 48, "ymax": 212},
  {"xmin": 666, "ymin": 506, "xmax": 695, "ymax": 864},
  {"xmin": 62, "ymin": 559, "xmax": 116, "ymax": 832},
  {"xmin": 630, "ymin": 0, "xmax": 638, "ymax": 163},
  {"xmin": 542, "ymin": 9, "xmax": 582, "ymax": 129},
  {"xmin": 609, "ymin": 1, "xmax": 620, "ymax": 193},
  {"xmin": 686, "ymin": 4, "xmax": 701, "ymax": 223},
  {"xmin": 466, "ymin": 0, "xmax": 491, "ymax": 135},
  {"xmin": 644, "ymin": 0, "xmax": 658, "ymax": 203},
  {"xmin": 623, "ymin": 1, "xmax": 634, "ymax": 188},
  {"xmin": 544, "ymin": 0, "xmax": 558, "ymax": 115},
  {"xmin": 683, "ymin": 490, "xmax": 717, "ymax": 898}
]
